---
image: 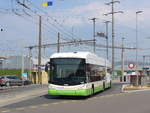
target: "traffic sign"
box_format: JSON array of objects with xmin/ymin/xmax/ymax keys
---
[
  {"xmin": 128, "ymin": 62, "xmax": 135, "ymax": 69},
  {"xmin": 22, "ymin": 72, "xmax": 28, "ymax": 80}
]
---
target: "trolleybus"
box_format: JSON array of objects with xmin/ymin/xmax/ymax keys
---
[{"xmin": 46, "ymin": 52, "xmax": 112, "ymax": 96}]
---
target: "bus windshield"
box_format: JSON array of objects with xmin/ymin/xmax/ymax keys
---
[{"xmin": 49, "ymin": 58, "xmax": 86, "ymax": 85}]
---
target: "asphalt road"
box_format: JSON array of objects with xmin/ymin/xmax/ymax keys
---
[
  {"xmin": 0, "ymin": 83, "xmax": 122, "ymax": 110},
  {"xmin": 1, "ymin": 83, "xmax": 150, "ymax": 113},
  {"xmin": 7, "ymin": 90, "xmax": 149, "ymax": 113}
]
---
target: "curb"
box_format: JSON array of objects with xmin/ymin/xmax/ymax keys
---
[
  {"xmin": 121, "ymin": 84, "xmax": 128, "ymax": 92},
  {"xmin": 121, "ymin": 84, "xmax": 150, "ymax": 93},
  {"xmin": 0, "ymin": 84, "xmax": 47, "ymax": 90}
]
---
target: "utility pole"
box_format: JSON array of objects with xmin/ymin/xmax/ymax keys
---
[
  {"xmin": 104, "ymin": 21, "xmax": 111, "ymax": 60},
  {"xmin": 21, "ymin": 47, "xmax": 24, "ymax": 78},
  {"xmin": 21, "ymin": 39, "xmax": 25, "ymax": 79},
  {"xmin": 111, "ymin": 0, "xmax": 115, "ymax": 76},
  {"xmin": 121, "ymin": 37, "xmax": 125, "ymax": 76},
  {"xmin": 38, "ymin": 16, "xmax": 42, "ymax": 84},
  {"xmin": 104, "ymin": 0, "xmax": 123, "ymax": 76},
  {"xmin": 29, "ymin": 47, "xmax": 33, "ymax": 81},
  {"xmin": 143, "ymin": 56, "xmax": 145, "ymax": 71},
  {"xmin": 57, "ymin": 32, "xmax": 60, "ymax": 53},
  {"xmin": 90, "ymin": 18, "xmax": 97, "ymax": 53}
]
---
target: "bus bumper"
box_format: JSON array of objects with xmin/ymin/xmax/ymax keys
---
[{"xmin": 48, "ymin": 88, "xmax": 91, "ymax": 96}]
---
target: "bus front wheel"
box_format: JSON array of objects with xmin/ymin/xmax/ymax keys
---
[{"xmin": 110, "ymin": 81, "xmax": 112, "ymax": 88}]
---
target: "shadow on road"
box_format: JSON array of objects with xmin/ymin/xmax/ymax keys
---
[
  {"xmin": 43, "ymin": 88, "xmax": 111, "ymax": 100},
  {"xmin": 44, "ymin": 94, "xmax": 88, "ymax": 100}
]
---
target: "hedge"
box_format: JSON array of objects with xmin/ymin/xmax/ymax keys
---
[{"xmin": 0, "ymin": 69, "xmax": 29, "ymax": 78}]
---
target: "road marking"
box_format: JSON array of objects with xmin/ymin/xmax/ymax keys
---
[
  {"xmin": 87, "ymin": 93, "xmax": 125, "ymax": 101},
  {"xmin": 70, "ymin": 100, "xmax": 77, "ymax": 103},
  {"xmin": 1, "ymin": 110, "xmax": 11, "ymax": 113},
  {"xmin": 52, "ymin": 102, "xmax": 59, "ymax": 105},
  {"xmin": 61, "ymin": 101, "xmax": 69, "ymax": 104},
  {"xmin": 41, "ymin": 104, "xmax": 49, "ymax": 107},
  {"xmin": 93, "ymin": 97, "xmax": 98, "ymax": 99},
  {"xmin": 29, "ymin": 106, "xmax": 38, "ymax": 109},
  {"xmin": 15, "ymin": 107, "xmax": 26, "ymax": 110}
]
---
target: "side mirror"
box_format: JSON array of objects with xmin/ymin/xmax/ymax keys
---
[{"xmin": 45, "ymin": 62, "xmax": 50, "ymax": 72}]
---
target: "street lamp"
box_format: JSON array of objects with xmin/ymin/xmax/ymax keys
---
[{"xmin": 136, "ymin": 10, "xmax": 143, "ymax": 85}]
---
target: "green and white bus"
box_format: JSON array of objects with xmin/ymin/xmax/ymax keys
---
[{"xmin": 47, "ymin": 52, "xmax": 112, "ymax": 96}]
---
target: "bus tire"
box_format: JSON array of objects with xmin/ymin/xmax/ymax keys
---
[
  {"xmin": 92, "ymin": 84, "xmax": 94, "ymax": 95},
  {"xmin": 110, "ymin": 81, "xmax": 112, "ymax": 88},
  {"xmin": 6, "ymin": 82, "xmax": 10, "ymax": 87},
  {"xmin": 103, "ymin": 82, "xmax": 105, "ymax": 90}
]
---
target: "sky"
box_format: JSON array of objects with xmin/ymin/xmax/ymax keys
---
[{"xmin": 0, "ymin": 0, "xmax": 150, "ymax": 63}]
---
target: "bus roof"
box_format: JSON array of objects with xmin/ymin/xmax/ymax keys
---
[{"xmin": 50, "ymin": 52, "xmax": 111, "ymax": 67}]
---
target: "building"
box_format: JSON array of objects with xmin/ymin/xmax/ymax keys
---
[
  {"xmin": 2, "ymin": 56, "xmax": 31, "ymax": 69},
  {"xmin": 0, "ymin": 55, "xmax": 49, "ymax": 84}
]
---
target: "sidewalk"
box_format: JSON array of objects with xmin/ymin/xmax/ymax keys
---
[
  {"xmin": 0, "ymin": 85, "xmax": 48, "ymax": 107},
  {"xmin": 121, "ymin": 84, "xmax": 150, "ymax": 93}
]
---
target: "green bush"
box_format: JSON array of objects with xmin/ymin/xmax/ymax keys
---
[{"xmin": 0, "ymin": 69, "xmax": 29, "ymax": 78}]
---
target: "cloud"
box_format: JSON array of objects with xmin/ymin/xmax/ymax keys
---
[
  {"xmin": 46, "ymin": 1, "xmax": 150, "ymax": 31},
  {"xmin": 116, "ymin": 8, "xmax": 150, "ymax": 28},
  {"xmin": 47, "ymin": 1, "xmax": 110, "ymax": 26}
]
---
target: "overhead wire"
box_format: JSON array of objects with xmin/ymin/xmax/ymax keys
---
[
  {"xmin": 16, "ymin": 0, "xmax": 81, "ymax": 42},
  {"xmin": 1, "ymin": 0, "xmax": 104, "ymax": 53},
  {"xmin": 22, "ymin": 0, "xmax": 89, "ymax": 41},
  {"xmin": 10, "ymin": 1, "xmax": 73, "ymax": 43}
]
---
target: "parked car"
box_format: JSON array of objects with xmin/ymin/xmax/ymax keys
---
[
  {"xmin": 22, "ymin": 80, "xmax": 32, "ymax": 85},
  {"xmin": 0, "ymin": 75, "xmax": 23, "ymax": 86}
]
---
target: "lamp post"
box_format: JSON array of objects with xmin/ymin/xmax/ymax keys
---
[
  {"xmin": 136, "ymin": 11, "xmax": 143, "ymax": 86},
  {"xmin": 136, "ymin": 11, "xmax": 143, "ymax": 70}
]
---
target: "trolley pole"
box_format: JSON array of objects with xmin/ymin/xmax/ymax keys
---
[{"xmin": 38, "ymin": 16, "xmax": 42, "ymax": 84}]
